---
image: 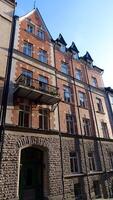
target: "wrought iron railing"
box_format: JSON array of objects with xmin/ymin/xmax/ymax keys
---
[{"xmin": 16, "ymin": 74, "xmax": 59, "ymax": 96}]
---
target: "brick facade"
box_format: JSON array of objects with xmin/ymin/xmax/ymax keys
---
[{"xmin": 0, "ymin": 6, "xmax": 113, "ymax": 200}]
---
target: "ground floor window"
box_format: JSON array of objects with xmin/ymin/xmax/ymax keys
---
[
  {"xmin": 70, "ymin": 152, "xmax": 80, "ymax": 173},
  {"xmin": 18, "ymin": 105, "xmax": 31, "ymax": 127},
  {"xmin": 74, "ymin": 183, "xmax": 83, "ymax": 200},
  {"xmin": 39, "ymin": 108, "xmax": 50, "ymax": 130},
  {"xmin": 93, "ymin": 180, "xmax": 101, "ymax": 199}
]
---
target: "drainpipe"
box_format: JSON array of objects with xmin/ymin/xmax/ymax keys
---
[
  {"xmin": 0, "ymin": 13, "xmax": 18, "ymax": 165},
  {"xmin": 53, "ymin": 42, "xmax": 65, "ymax": 200}
]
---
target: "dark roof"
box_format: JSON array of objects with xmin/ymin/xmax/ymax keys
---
[
  {"xmin": 82, "ymin": 51, "xmax": 93, "ymax": 62},
  {"xmin": 105, "ymin": 87, "xmax": 113, "ymax": 93},
  {"xmin": 68, "ymin": 42, "xmax": 79, "ymax": 53},
  {"xmin": 93, "ymin": 65, "xmax": 104, "ymax": 72},
  {"xmin": 56, "ymin": 34, "xmax": 67, "ymax": 46}
]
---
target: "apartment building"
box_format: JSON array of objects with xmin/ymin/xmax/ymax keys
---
[{"xmin": 1, "ymin": 6, "xmax": 113, "ymax": 200}]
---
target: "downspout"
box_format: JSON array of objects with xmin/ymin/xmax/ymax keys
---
[
  {"xmin": 53, "ymin": 42, "xmax": 65, "ymax": 200},
  {"xmin": 71, "ymin": 56, "xmax": 92, "ymax": 200},
  {"xmin": 0, "ymin": 13, "xmax": 18, "ymax": 164}
]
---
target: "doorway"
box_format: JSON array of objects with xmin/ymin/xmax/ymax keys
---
[{"xmin": 19, "ymin": 147, "xmax": 43, "ymax": 200}]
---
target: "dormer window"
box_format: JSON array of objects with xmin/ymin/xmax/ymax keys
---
[
  {"xmin": 27, "ymin": 24, "xmax": 34, "ymax": 33},
  {"xmin": 92, "ymin": 77, "xmax": 98, "ymax": 87},
  {"xmin": 60, "ymin": 44, "xmax": 66, "ymax": 53},
  {"xmin": 73, "ymin": 53, "xmax": 78, "ymax": 60},
  {"xmin": 37, "ymin": 29, "xmax": 45, "ymax": 40}
]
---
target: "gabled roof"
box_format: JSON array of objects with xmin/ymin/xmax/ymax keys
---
[
  {"xmin": 82, "ymin": 51, "xmax": 93, "ymax": 62},
  {"xmin": 68, "ymin": 42, "xmax": 79, "ymax": 53},
  {"xmin": 56, "ymin": 34, "xmax": 67, "ymax": 46},
  {"xmin": 19, "ymin": 8, "xmax": 52, "ymax": 39}
]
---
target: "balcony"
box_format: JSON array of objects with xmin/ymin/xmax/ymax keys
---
[{"xmin": 14, "ymin": 74, "xmax": 60, "ymax": 105}]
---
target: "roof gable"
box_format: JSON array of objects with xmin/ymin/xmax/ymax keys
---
[
  {"xmin": 68, "ymin": 42, "xmax": 79, "ymax": 53},
  {"xmin": 83, "ymin": 51, "xmax": 93, "ymax": 62},
  {"xmin": 56, "ymin": 34, "xmax": 67, "ymax": 46},
  {"xmin": 19, "ymin": 8, "xmax": 52, "ymax": 39}
]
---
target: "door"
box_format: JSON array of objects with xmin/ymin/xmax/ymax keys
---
[{"xmin": 19, "ymin": 148, "xmax": 43, "ymax": 200}]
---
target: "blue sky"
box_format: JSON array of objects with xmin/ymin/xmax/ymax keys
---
[{"xmin": 16, "ymin": 0, "xmax": 113, "ymax": 87}]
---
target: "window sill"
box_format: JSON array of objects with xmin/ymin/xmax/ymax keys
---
[
  {"xmin": 88, "ymin": 171, "xmax": 104, "ymax": 175},
  {"xmin": 96, "ymin": 111, "xmax": 105, "ymax": 114},
  {"xmin": 24, "ymin": 29, "xmax": 45, "ymax": 42},
  {"xmin": 64, "ymin": 173, "xmax": 85, "ymax": 178},
  {"xmin": 62, "ymin": 100, "xmax": 74, "ymax": 105},
  {"xmin": 78, "ymin": 105, "xmax": 88, "ymax": 110}
]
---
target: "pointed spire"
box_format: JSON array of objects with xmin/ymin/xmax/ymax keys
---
[
  {"xmin": 56, "ymin": 34, "xmax": 67, "ymax": 46},
  {"xmin": 34, "ymin": 0, "xmax": 36, "ymax": 9},
  {"xmin": 68, "ymin": 42, "xmax": 79, "ymax": 53},
  {"xmin": 83, "ymin": 51, "xmax": 93, "ymax": 62}
]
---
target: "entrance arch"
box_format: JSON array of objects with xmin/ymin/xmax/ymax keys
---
[{"xmin": 19, "ymin": 147, "xmax": 44, "ymax": 200}]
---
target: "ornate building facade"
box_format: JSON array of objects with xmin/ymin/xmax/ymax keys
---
[{"xmin": 0, "ymin": 5, "xmax": 113, "ymax": 200}]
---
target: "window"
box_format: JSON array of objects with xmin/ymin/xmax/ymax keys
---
[
  {"xmin": 66, "ymin": 114, "xmax": 75, "ymax": 134},
  {"xmin": 73, "ymin": 53, "xmax": 78, "ymax": 60},
  {"xmin": 60, "ymin": 44, "xmax": 66, "ymax": 53},
  {"xmin": 22, "ymin": 70, "xmax": 33, "ymax": 87},
  {"xmin": 101, "ymin": 122, "xmax": 109, "ymax": 138},
  {"xmin": 27, "ymin": 24, "xmax": 34, "ymax": 33},
  {"xmin": 64, "ymin": 86, "xmax": 72, "ymax": 103},
  {"xmin": 37, "ymin": 29, "xmax": 45, "ymax": 40},
  {"xmin": 74, "ymin": 183, "xmax": 83, "ymax": 200},
  {"xmin": 96, "ymin": 98, "xmax": 104, "ymax": 113},
  {"xmin": 83, "ymin": 118, "xmax": 91, "ymax": 136},
  {"xmin": 70, "ymin": 152, "xmax": 80, "ymax": 173},
  {"xmin": 88, "ymin": 152, "xmax": 96, "ymax": 171},
  {"xmin": 92, "ymin": 77, "xmax": 98, "ymax": 87},
  {"xmin": 23, "ymin": 42, "xmax": 33, "ymax": 57},
  {"xmin": 76, "ymin": 69, "xmax": 82, "ymax": 81},
  {"xmin": 93, "ymin": 181, "xmax": 101, "ymax": 199},
  {"xmin": 79, "ymin": 92, "xmax": 87, "ymax": 108},
  {"xmin": 61, "ymin": 63, "xmax": 69, "ymax": 74},
  {"xmin": 18, "ymin": 105, "xmax": 30, "ymax": 127},
  {"xmin": 38, "ymin": 75, "xmax": 48, "ymax": 92},
  {"xmin": 38, "ymin": 49, "xmax": 47, "ymax": 63},
  {"xmin": 39, "ymin": 108, "xmax": 50, "ymax": 130},
  {"xmin": 109, "ymin": 152, "xmax": 113, "ymax": 170}
]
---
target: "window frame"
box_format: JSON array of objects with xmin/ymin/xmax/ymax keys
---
[
  {"xmin": 39, "ymin": 108, "xmax": 50, "ymax": 130},
  {"xmin": 88, "ymin": 152, "xmax": 96, "ymax": 172},
  {"xmin": 74, "ymin": 183, "xmax": 83, "ymax": 200},
  {"xmin": 66, "ymin": 114, "xmax": 75, "ymax": 134},
  {"xmin": 96, "ymin": 98, "xmax": 104, "ymax": 113},
  {"xmin": 23, "ymin": 41, "xmax": 33, "ymax": 57},
  {"xmin": 78, "ymin": 91, "xmax": 87, "ymax": 108},
  {"xmin": 18, "ymin": 104, "xmax": 31, "ymax": 128},
  {"xmin": 93, "ymin": 180, "xmax": 101, "ymax": 199},
  {"xmin": 76, "ymin": 69, "xmax": 82, "ymax": 81},
  {"xmin": 70, "ymin": 152, "xmax": 80, "ymax": 173},
  {"xmin": 83, "ymin": 118, "xmax": 91, "ymax": 136},
  {"xmin": 27, "ymin": 23, "xmax": 35, "ymax": 34},
  {"xmin": 37, "ymin": 29, "xmax": 45, "ymax": 40},
  {"xmin": 38, "ymin": 49, "xmax": 48, "ymax": 63},
  {"xmin": 101, "ymin": 122, "xmax": 109, "ymax": 138},
  {"xmin": 92, "ymin": 77, "xmax": 98, "ymax": 87},
  {"xmin": 61, "ymin": 62, "xmax": 69, "ymax": 75},
  {"xmin": 64, "ymin": 86, "xmax": 72, "ymax": 103}
]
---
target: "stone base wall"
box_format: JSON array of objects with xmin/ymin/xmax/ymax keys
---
[{"xmin": 0, "ymin": 130, "xmax": 113, "ymax": 199}]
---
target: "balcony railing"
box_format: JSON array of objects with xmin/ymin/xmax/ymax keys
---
[{"xmin": 14, "ymin": 74, "xmax": 60, "ymax": 105}]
